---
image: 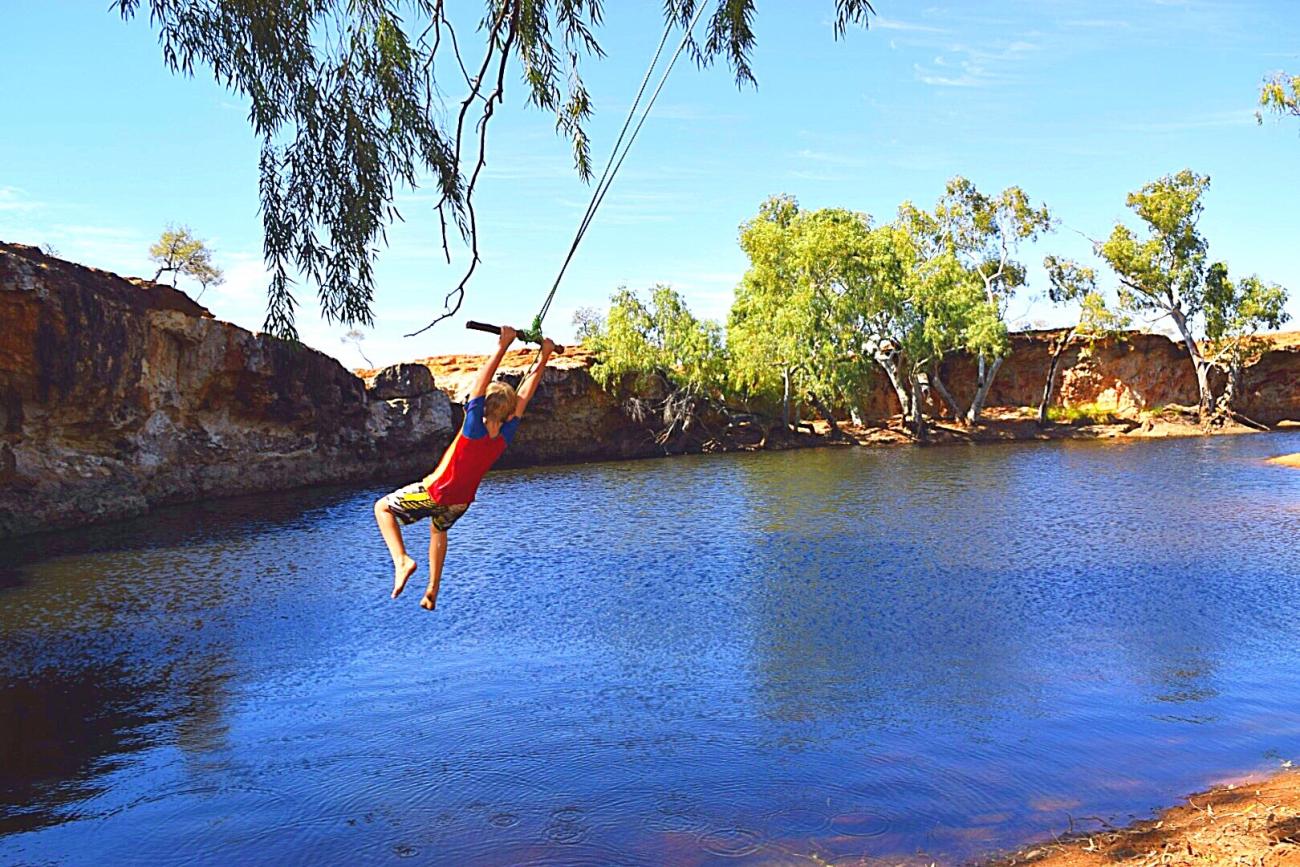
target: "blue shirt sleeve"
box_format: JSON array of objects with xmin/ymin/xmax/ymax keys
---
[
  {"xmin": 501, "ymin": 416, "xmax": 521, "ymax": 445},
  {"xmin": 462, "ymin": 396, "xmax": 488, "ymax": 439}
]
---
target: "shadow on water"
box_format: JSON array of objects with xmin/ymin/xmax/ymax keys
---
[
  {"xmin": 0, "ymin": 656, "xmax": 234, "ymax": 836},
  {"xmin": 0, "ymin": 482, "xmax": 370, "ymax": 568}
]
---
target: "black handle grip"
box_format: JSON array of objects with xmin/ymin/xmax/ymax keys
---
[{"xmin": 464, "ymin": 320, "xmax": 566, "ymax": 355}]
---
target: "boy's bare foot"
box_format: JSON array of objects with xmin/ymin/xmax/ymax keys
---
[
  {"xmin": 391, "ymin": 556, "xmax": 418, "ymax": 598},
  {"xmin": 420, "ymin": 592, "xmax": 437, "ymax": 611}
]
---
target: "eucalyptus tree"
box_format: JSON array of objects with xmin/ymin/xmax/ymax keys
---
[
  {"xmin": 863, "ymin": 218, "xmax": 997, "ymax": 438},
  {"xmin": 1036, "ymin": 256, "xmax": 1129, "ymax": 426},
  {"xmin": 728, "ymin": 196, "xmax": 880, "ymax": 435},
  {"xmin": 581, "ymin": 284, "xmax": 727, "ymax": 446},
  {"xmin": 1259, "ymin": 72, "xmax": 1300, "ymax": 122},
  {"xmin": 918, "ymin": 177, "xmax": 1053, "ymax": 423},
  {"xmin": 1201, "ymin": 264, "xmax": 1289, "ymax": 421},
  {"xmin": 730, "ymin": 195, "xmax": 993, "ymax": 439},
  {"xmin": 112, "ymin": 0, "xmax": 878, "ymax": 339},
  {"xmin": 148, "ymin": 225, "xmax": 225, "ymax": 297},
  {"xmin": 1098, "ymin": 170, "xmax": 1217, "ymax": 416}
]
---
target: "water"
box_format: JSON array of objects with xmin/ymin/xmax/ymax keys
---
[{"xmin": 4, "ymin": 433, "xmax": 1300, "ymax": 866}]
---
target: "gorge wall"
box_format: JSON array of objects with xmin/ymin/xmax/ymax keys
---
[
  {"xmin": 3, "ymin": 242, "xmax": 1298, "ymax": 538},
  {"xmin": 0, "ymin": 243, "xmax": 451, "ymax": 538}
]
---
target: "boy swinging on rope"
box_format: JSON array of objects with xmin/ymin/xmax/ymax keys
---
[{"xmin": 374, "ymin": 326, "xmax": 557, "ymax": 610}]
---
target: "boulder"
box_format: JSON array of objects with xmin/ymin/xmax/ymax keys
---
[{"xmin": 364, "ymin": 363, "xmax": 436, "ymax": 399}]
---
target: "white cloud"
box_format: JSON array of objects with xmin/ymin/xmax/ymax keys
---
[
  {"xmin": 873, "ymin": 17, "xmax": 950, "ymax": 34},
  {"xmin": 796, "ymin": 148, "xmax": 869, "ymax": 167},
  {"xmin": 913, "ymin": 64, "xmax": 986, "ymax": 88},
  {"xmin": 1113, "ymin": 109, "xmax": 1256, "ymax": 133},
  {"xmin": 0, "ymin": 187, "xmax": 42, "ymax": 213}
]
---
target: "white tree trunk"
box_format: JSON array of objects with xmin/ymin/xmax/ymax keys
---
[
  {"xmin": 908, "ymin": 373, "xmax": 926, "ymax": 439},
  {"xmin": 876, "ymin": 357, "xmax": 912, "ymax": 423},
  {"xmin": 966, "ymin": 355, "xmax": 1005, "ymax": 424},
  {"xmin": 1169, "ymin": 307, "xmax": 1213, "ymax": 418},
  {"xmin": 781, "ymin": 367, "xmax": 792, "ymax": 430}
]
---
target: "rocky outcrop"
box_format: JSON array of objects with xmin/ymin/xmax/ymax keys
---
[
  {"xmin": 935, "ymin": 330, "xmax": 1200, "ymax": 417},
  {"xmin": 921, "ymin": 330, "xmax": 1297, "ymax": 423},
  {"xmin": 0, "ymin": 242, "xmax": 451, "ymax": 538},
  {"xmin": 416, "ymin": 348, "xmax": 671, "ymax": 466}
]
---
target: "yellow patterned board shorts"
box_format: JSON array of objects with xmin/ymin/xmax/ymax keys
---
[{"xmin": 383, "ymin": 482, "xmax": 470, "ymax": 531}]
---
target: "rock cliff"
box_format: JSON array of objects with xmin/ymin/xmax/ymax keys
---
[
  {"xmin": 4, "ymin": 242, "xmax": 1298, "ymax": 539},
  {"xmin": 413, "ymin": 348, "xmax": 672, "ymax": 467},
  {"xmin": 0, "ymin": 243, "xmax": 451, "ymax": 538}
]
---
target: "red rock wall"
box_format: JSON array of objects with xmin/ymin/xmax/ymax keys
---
[
  {"xmin": 420, "ymin": 348, "xmax": 672, "ymax": 466},
  {"xmin": 852, "ymin": 330, "xmax": 1296, "ymax": 422},
  {"xmin": 0, "ymin": 243, "xmax": 451, "ymax": 538},
  {"xmin": 936, "ymin": 331, "xmax": 1201, "ymax": 417}
]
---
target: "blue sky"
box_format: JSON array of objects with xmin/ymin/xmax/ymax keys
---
[{"xmin": 3, "ymin": 1, "xmax": 1298, "ymax": 368}]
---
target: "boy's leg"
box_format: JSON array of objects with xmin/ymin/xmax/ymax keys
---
[
  {"xmin": 421, "ymin": 527, "xmax": 448, "ymax": 611},
  {"xmin": 374, "ymin": 498, "xmax": 418, "ymax": 598}
]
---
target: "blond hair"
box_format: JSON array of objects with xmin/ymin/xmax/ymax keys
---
[{"xmin": 484, "ymin": 381, "xmax": 518, "ymax": 422}]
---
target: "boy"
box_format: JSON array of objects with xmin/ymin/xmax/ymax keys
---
[{"xmin": 374, "ymin": 326, "xmax": 556, "ymax": 610}]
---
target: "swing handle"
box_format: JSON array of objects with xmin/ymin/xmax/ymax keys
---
[{"xmin": 466, "ymin": 320, "xmax": 565, "ymax": 354}]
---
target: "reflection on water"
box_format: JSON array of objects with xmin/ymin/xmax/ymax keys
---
[{"xmin": 3, "ymin": 435, "xmax": 1300, "ymax": 864}]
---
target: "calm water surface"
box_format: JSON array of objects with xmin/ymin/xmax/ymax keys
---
[{"xmin": 4, "ymin": 434, "xmax": 1300, "ymax": 865}]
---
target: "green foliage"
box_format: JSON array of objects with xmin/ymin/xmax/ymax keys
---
[
  {"xmin": 1046, "ymin": 402, "xmax": 1120, "ymax": 425},
  {"xmin": 1043, "ymin": 254, "xmax": 1129, "ymax": 340},
  {"xmin": 729, "ymin": 197, "xmax": 881, "ymax": 410},
  {"xmin": 149, "ymin": 225, "xmax": 224, "ymax": 296},
  {"xmin": 1100, "ymin": 170, "xmax": 1211, "ymax": 321},
  {"xmin": 1259, "ymin": 72, "xmax": 1300, "ymax": 122},
  {"xmin": 1098, "ymin": 169, "xmax": 1290, "ymax": 418},
  {"xmin": 901, "ymin": 177, "xmax": 1051, "ymax": 422},
  {"xmin": 877, "ymin": 216, "xmax": 999, "ymax": 372},
  {"xmin": 582, "ymin": 285, "xmax": 725, "ymax": 397},
  {"xmin": 113, "ymin": 0, "xmax": 877, "ymax": 338},
  {"xmin": 1202, "ymin": 262, "xmax": 1290, "ymax": 373},
  {"xmin": 729, "ymin": 193, "xmax": 999, "ymax": 431},
  {"xmin": 930, "ymin": 177, "xmax": 1053, "ymax": 317}
]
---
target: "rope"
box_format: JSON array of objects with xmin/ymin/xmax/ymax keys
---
[{"xmin": 527, "ymin": 0, "xmax": 710, "ymax": 336}]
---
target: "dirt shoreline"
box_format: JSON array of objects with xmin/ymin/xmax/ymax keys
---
[
  {"xmin": 979, "ymin": 768, "xmax": 1300, "ymax": 867},
  {"xmin": 801, "ymin": 406, "xmax": 1270, "ymax": 451}
]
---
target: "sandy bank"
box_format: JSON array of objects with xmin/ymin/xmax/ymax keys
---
[
  {"xmin": 983, "ymin": 769, "xmax": 1300, "ymax": 866},
  {"xmin": 1268, "ymin": 453, "xmax": 1300, "ymax": 469},
  {"xmin": 812, "ymin": 406, "xmax": 1262, "ymax": 449}
]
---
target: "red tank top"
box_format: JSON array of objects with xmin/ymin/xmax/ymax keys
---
[{"xmin": 422, "ymin": 396, "xmax": 519, "ymax": 505}]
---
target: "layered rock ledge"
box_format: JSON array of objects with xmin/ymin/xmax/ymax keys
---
[{"xmin": 0, "ymin": 243, "xmax": 451, "ymax": 538}]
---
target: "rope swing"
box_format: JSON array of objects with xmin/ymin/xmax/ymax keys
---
[{"xmin": 405, "ymin": 1, "xmax": 710, "ymax": 343}]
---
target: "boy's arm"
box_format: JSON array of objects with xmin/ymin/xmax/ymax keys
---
[
  {"xmin": 510, "ymin": 338, "xmax": 556, "ymax": 420},
  {"xmin": 470, "ymin": 326, "xmax": 517, "ymax": 399}
]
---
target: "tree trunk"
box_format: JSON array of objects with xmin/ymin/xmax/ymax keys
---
[
  {"xmin": 781, "ymin": 367, "xmax": 791, "ymax": 430},
  {"xmin": 1226, "ymin": 362, "xmax": 1241, "ymax": 414},
  {"xmin": 1169, "ymin": 306, "xmax": 1213, "ymax": 421},
  {"xmin": 1212, "ymin": 363, "xmax": 1237, "ymax": 423},
  {"xmin": 929, "ymin": 365, "xmax": 962, "ymax": 419},
  {"xmin": 808, "ymin": 393, "xmax": 841, "ymax": 439},
  {"xmin": 1037, "ymin": 336, "xmax": 1071, "ymax": 427},
  {"xmin": 876, "ymin": 358, "xmax": 912, "ymax": 424},
  {"xmin": 908, "ymin": 374, "xmax": 927, "ymax": 441},
  {"xmin": 965, "ymin": 354, "xmax": 1006, "ymax": 424}
]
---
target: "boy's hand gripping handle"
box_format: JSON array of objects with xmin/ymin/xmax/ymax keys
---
[{"xmin": 465, "ymin": 320, "xmax": 565, "ymax": 354}]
